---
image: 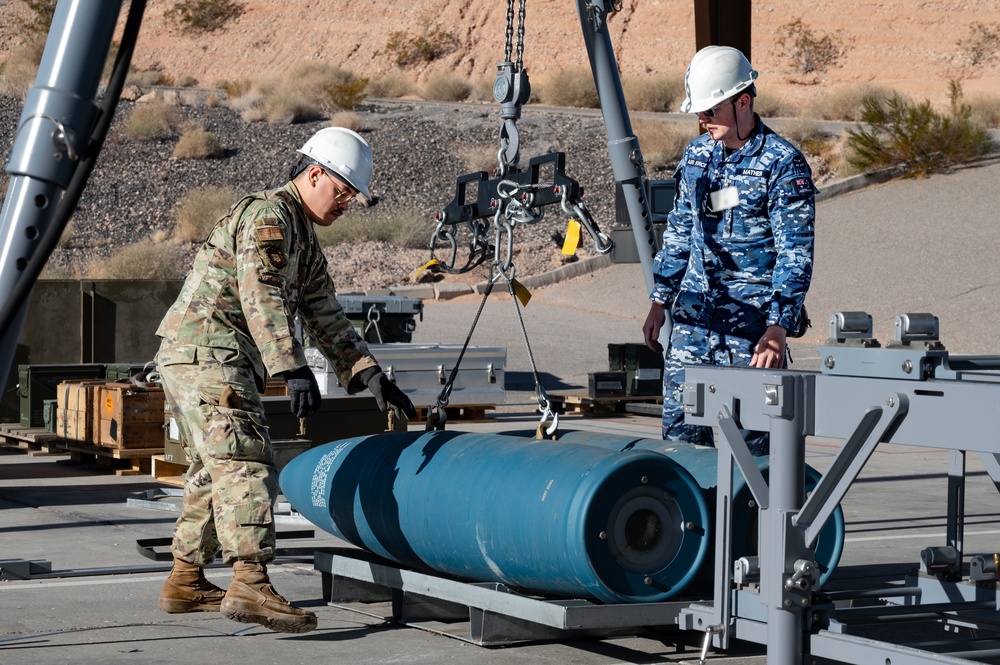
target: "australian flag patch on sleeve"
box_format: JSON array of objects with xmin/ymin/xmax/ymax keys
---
[{"xmin": 793, "ymin": 177, "xmax": 815, "ymax": 196}]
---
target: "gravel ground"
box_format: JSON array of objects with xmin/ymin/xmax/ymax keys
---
[{"xmin": 1, "ymin": 94, "xmax": 641, "ymax": 291}]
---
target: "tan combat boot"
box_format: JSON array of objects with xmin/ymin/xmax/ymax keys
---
[
  {"xmin": 158, "ymin": 559, "xmax": 225, "ymax": 613},
  {"xmin": 221, "ymin": 560, "xmax": 317, "ymax": 634}
]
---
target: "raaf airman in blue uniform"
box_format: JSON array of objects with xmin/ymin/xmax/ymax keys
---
[{"xmin": 643, "ymin": 46, "xmax": 816, "ymax": 455}]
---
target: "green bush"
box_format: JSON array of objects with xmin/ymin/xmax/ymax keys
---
[
  {"xmin": 775, "ymin": 17, "xmax": 853, "ymax": 79},
  {"xmin": 92, "ymin": 240, "xmax": 188, "ymax": 280},
  {"xmin": 622, "ymin": 74, "xmax": 684, "ymax": 113},
  {"xmin": 124, "ymin": 101, "xmax": 179, "ymax": 140},
  {"xmin": 536, "ymin": 67, "xmax": 599, "ymax": 109},
  {"xmin": 422, "ymin": 72, "xmax": 471, "ymax": 102},
  {"xmin": 164, "ymin": 0, "xmax": 244, "ymax": 34},
  {"xmin": 846, "ymin": 85, "xmax": 992, "ymax": 177},
  {"xmin": 173, "ymin": 123, "xmax": 224, "ymax": 159},
  {"xmin": 383, "ymin": 22, "xmax": 459, "ymax": 67},
  {"xmin": 324, "ymin": 76, "xmax": 369, "ymax": 111},
  {"xmin": 174, "ymin": 185, "xmax": 236, "ymax": 242}
]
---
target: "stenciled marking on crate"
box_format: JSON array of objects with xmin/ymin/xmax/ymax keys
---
[{"xmin": 310, "ymin": 441, "xmax": 351, "ymax": 508}]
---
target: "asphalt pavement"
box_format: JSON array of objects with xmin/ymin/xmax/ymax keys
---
[{"xmin": 3, "ymin": 159, "xmax": 1000, "ymax": 664}]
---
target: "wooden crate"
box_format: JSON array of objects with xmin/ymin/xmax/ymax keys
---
[
  {"xmin": 55, "ymin": 408, "xmax": 87, "ymax": 441},
  {"xmin": 55, "ymin": 380, "xmax": 108, "ymax": 443},
  {"xmin": 95, "ymin": 382, "xmax": 166, "ymax": 450}
]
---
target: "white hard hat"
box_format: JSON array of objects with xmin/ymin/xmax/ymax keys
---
[
  {"xmin": 297, "ymin": 127, "xmax": 373, "ymax": 197},
  {"xmin": 680, "ymin": 46, "xmax": 758, "ymax": 114}
]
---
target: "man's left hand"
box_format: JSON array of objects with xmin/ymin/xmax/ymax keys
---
[
  {"xmin": 750, "ymin": 325, "xmax": 787, "ymax": 368},
  {"xmin": 362, "ymin": 367, "xmax": 417, "ymax": 420}
]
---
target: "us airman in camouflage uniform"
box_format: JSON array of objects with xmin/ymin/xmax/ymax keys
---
[
  {"xmin": 643, "ymin": 47, "xmax": 815, "ymax": 455},
  {"xmin": 155, "ymin": 128, "xmax": 415, "ymax": 633}
]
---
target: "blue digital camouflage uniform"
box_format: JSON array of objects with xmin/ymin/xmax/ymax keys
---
[
  {"xmin": 649, "ymin": 117, "xmax": 815, "ymax": 454},
  {"xmin": 155, "ymin": 181, "xmax": 377, "ymax": 566}
]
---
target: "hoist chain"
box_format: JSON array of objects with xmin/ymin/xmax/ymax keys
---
[
  {"xmin": 514, "ymin": 0, "xmax": 527, "ymax": 70},
  {"xmin": 503, "ymin": 0, "xmax": 527, "ymax": 70}
]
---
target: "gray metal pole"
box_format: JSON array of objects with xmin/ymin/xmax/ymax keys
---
[
  {"xmin": 575, "ymin": 0, "xmax": 659, "ymax": 295},
  {"xmin": 0, "ymin": 0, "xmax": 123, "ymax": 382},
  {"xmin": 761, "ymin": 373, "xmax": 808, "ymax": 665}
]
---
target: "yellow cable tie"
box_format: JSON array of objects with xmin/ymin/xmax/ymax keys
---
[
  {"xmin": 562, "ymin": 219, "xmax": 582, "ymax": 256},
  {"xmin": 414, "ymin": 259, "xmax": 440, "ymax": 279}
]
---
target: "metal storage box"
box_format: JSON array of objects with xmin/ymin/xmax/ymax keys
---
[
  {"xmin": 306, "ymin": 343, "xmax": 506, "ymax": 408},
  {"xmin": 333, "ymin": 295, "xmax": 423, "ymax": 344},
  {"xmin": 589, "ymin": 371, "xmax": 627, "ymax": 398},
  {"xmin": 18, "ymin": 364, "xmax": 107, "ymax": 427},
  {"xmin": 608, "ymin": 342, "xmax": 663, "ymax": 396}
]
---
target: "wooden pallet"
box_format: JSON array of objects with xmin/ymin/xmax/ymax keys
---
[
  {"xmin": 548, "ymin": 392, "xmax": 663, "ymax": 416},
  {"xmin": 151, "ymin": 454, "xmax": 187, "ymax": 488},
  {"xmin": 411, "ymin": 404, "xmax": 496, "ymax": 423},
  {"xmin": 0, "ymin": 423, "xmax": 64, "ymax": 456},
  {"xmin": 57, "ymin": 439, "xmax": 163, "ymax": 476}
]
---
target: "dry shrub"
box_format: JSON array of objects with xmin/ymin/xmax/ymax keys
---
[
  {"xmin": 0, "ymin": 37, "xmax": 45, "ymax": 99},
  {"xmin": 234, "ymin": 64, "xmax": 360, "ymax": 123},
  {"xmin": 219, "ymin": 78, "xmax": 253, "ymax": 100},
  {"xmin": 450, "ymin": 142, "xmax": 498, "ymax": 173},
  {"xmin": 315, "ymin": 210, "xmax": 428, "ymax": 250},
  {"xmin": 124, "ymin": 100, "xmax": 179, "ymax": 140},
  {"xmin": 968, "ymin": 94, "xmax": 1000, "ymax": 128},
  {"xmin": 127, "ymin": 66, "xmax": 173, "ymax": 87},
  {"xmin": 623, "ymin": 73, "xmax": 684, "ymax": 113},
  {"xmin": 632, "ymin": 119, "xmax": 699, "ymax": 172},
  {"xmin": 805, "ymin": 84, "xmax": 898, "ymax": 121},
  {"xmin": 174, "ymin": 185, "xmax": 236, "ymax": 242},
  {"xmin": 367, "ymin": 72, "xmax": 416, "ymax": 99},
  {"xmin": 176, "ymin": 75, "xmax": 198, "ymax": 88},
  {"xmin": 329, "ymin": 111, "xmax": 364, "ymax": 133},
  {"xmin": 466, "ymin": 73, "xmax": 499, "ymax": 103},
  {"xmin": 753, "ymin": 92, "xmax": 799, "ymax": 119},
  {"xmin": 422, "ymin": 72, "xmax": 471, "ymax": 102},
  {"xmin": 777, "ymin": 118, "xmax": 826, "ymax": 147},
  {"xmin": 173, "ymin": 123, "xmax": 224, "ymax": 159},
  {"xmin": 535, "ymin": 67, "xmax": 599, "ymax": 108},
  {"xmin": 90, "ymin": 240, "xmax": 188, "ymax": 280}
]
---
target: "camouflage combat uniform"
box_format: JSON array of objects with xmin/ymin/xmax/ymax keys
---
[
  {"xmin": 155, "ymin": 181, "xmax": 377, "ymax": 566},
  {"xmin": 650, "ymin": 118, "xmax": 815, "ymax": 453}
]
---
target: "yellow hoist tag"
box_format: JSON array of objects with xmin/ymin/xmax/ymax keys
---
[
  {"xmin": 561, "ymin": 219, "xmax": 582, "ymax": 256},
  {"xmin": 512, "ymin": 278, "xmax": 532, "ymax": 307},
  {"xmin": 414, "ymin": 259, "xmax": 440, "ymax": 279}
]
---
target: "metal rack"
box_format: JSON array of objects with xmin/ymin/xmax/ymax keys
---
[{"xmin": 678, "ymin": 311, "xmax": 1000, "ymax": 665}]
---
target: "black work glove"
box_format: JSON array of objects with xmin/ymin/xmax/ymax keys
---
[
  {"xmin": 278, "ymin": 366, "xmax": 321, "ymax": 419},
  {"xmin": 360, "ymin": 366, "xmax": 417, "ymax": 421}
]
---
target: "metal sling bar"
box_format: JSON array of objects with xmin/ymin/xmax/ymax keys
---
[
  {"xmin": 946, "ymin": 449, "xmax": 966, "ymax": 561},
  {"xmin": 717, "ymin": 404, "xmax": 769, "ymax": 510},
  {"xmin": 795, "ymin": 394, "xmax": 908, "ymax": 548}
]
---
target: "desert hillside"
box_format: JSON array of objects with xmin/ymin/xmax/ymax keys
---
[{"xmin": 2, "ymin": 0, "xmax": 999, "ymax": 109}]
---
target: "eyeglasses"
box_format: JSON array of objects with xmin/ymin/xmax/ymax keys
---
[
  {"xmin": 699, "ymin": 100, "xmax": 728, "ymax": 119},
  {"xmin": 323, "ymin": 171, "xmax": 357, "ymax": 204},
  {"xmin": 699, "ymin": 91, "xmax": 747, "ymax": 119}
]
